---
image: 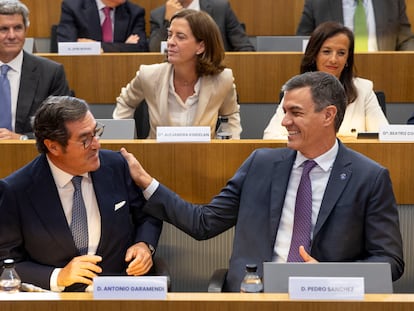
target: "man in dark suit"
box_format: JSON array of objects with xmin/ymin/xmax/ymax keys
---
[
  {"xmin": 57, "ymin": 0, "xmax": 148, "ymax": 52},
  {"xmin": 0, "ymin": 0, "xmax": 70, "ymax": 140},
  {"xmin": 149, "ymin": 0, "xmax": 254, "ymax": 52},
  {"xmin": 121, "ymin": 71, "xmax": 404, "ymax": 292},
  {"xmin": 0, "ymin": 96, "xmax": 162, "ymax": 292},
  {"xmin": 296, "ymin": 0, "xmax": 414, "ymax": 51}
]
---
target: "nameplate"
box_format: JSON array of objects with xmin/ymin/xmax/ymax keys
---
[
  {"xmin": 379, "ymin": 124, "xmax": 414, "ymax": 141},
  {"xmin": 93, "ymin": 276, "xmax": 168, "ymax": 300},
  {"xmin": 160, "ymin": 41, "xmax": 167, "ymax": 53},
  {"xmin": 156, "ymin": 126, "xmax": 210, "ymax": 142},
  {"xmin": 58, "ymin": 42, "xmax": 101, "ymax": 55},
  {"xmin": 289, "ymin": 277, "xmax": 364, "ymax": 300}
]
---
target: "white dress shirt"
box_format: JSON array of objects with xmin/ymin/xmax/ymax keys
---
[
  {"xmin": 0, "ymin": 50, "xmax": 23, "ymax": 131},
  {"xmin": 273, "ymin": 140, "xmax": 339, "ymax": 262},
  {"xmin": 343, "ymin": 0, "xmax": 378, "ymax": 51}
]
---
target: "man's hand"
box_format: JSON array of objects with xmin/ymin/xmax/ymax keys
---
[
  {"xmin": 125, "ymin": 34, "xmax": 140, "ymax": 44},
  {"xmin": 125, "ymin": 242, "xmax": 153, "ymax": 275},
  {"xmin": 57, "ymin": 255, "xmax": 102, "ymax": 287},
  {"xmin": 120, "ymin": 147, "xmax": 153, "ymax": 189},
  {"xmin": 0, "ymin": 128, "xmax": 23, "ymax": 140},
  {"xmin": 165, "ymin": 0, "xmax": 183, "ymax": 21},
  {"xmin": 299, "ymin": 246, "xmax": 318, "ymax": 263}
]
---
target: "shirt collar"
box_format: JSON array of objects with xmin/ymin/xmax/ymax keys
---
[
  {"xmin": 46, "ymin": 155, "xmax": 89, "ymax": 188},
  {"xmin": 294, "ymin": 139, "xmax": 339, "ymax": 172},
  {"xmin": 0, "ymin": 49, "xmax": 23, "ymax": 73}
]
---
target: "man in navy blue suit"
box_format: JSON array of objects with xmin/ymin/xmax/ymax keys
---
[
  {"xmin": 0, "ymin": 96, "xmax": 162, "ymax": 291},
  {"xmin": 121, "ymin": 71, "xmax": 404, "ymax": 292},
  {"xmin": 57, "ymin": 0, "xmax": 148, "ymax": 52}
]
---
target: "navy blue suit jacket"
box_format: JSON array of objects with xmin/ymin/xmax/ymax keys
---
[
  {"xmin": 16, "ymin": 52, "xmax": 70, "ymax": 136},
  {"xmin": 57, "ymin": 0, "xmax": 148, "ymax": 52},
  {"xmin": 296, "ymin": 0, "xmax": 414, "ymax": 51},
  {"xmin": 148, "ymin": 0, "xmax": 254, "ymax": 52},
  {"xmin": 143, "ymin": 140, "xmax": 404, "ymax": 291},
  {"xmin": 0, "ymin": 150, "xmax": 162, "ymax": 291}
]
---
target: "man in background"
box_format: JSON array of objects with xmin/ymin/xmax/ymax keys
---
[
  {"xmin": 57, "ymin": 0, "xmax": 148, "ymax": 52},
  {"xmin": 149, "ymin": 0, "xmax": 254, "ymax": 52},
  {"xmin": 296, "ymin": 0, "xmax": 414, "ymax": 51},
  {"xmin": 0, "ymin": 0, "xmax": 70, "ymax": 140}
]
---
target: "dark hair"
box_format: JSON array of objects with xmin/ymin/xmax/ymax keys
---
[
  {"xmin": 0, "ymin": 0, "xmax": 30, "ymax": 28},
  {"xmin": 34, "ymin": 96, "xmax": 89, "ymax": 154},
  {"xmin": 300, "ymin": 21, "xmax": 357, "ymax": 104},
  {"xmin": 170, "ymin": 9, "xmax": 225, "ymax": 76},
  {"xmin": 282, "ymin": 71, "xmax": 347, "ymax": 132}
]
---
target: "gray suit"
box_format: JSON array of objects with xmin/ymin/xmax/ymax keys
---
[
  {"xmin": 296, "ymin": 0, "xmax": 414, "ymax": 51},
  {"xmin": 148, "ymin": 0, "xmax": 255, "ymax": 52},
  {"xmin": 16, "ymin": 52, "xmax": 71, "ymax": 137},
  {"xmin": 143, "ymin": 140, "xmax": 404, "ymax": 292}
]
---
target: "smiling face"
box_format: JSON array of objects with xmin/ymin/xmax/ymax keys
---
[
  {"xmin": 45, "ymin": 111, "xmax": 101, "ymax": 176},
  {"xmin": 166, "ymin": 17, "xmax": 205, "ymax": 66},
  {"xmin": 315, "ymin": 33, "xmax": 350, "ymax": 79},
  {"xmin": 281, "ymin": 87, "xmax": 337, "ymax": 158},
  {"xmin": 0, "ymin": 14, "xmax": 26, "ymax": 63}
]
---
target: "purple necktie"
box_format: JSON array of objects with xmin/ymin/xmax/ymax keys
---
[
  {"xmin": 0, "ymin": 65, "xmax": 12, "ymax": 130},
  {"xmin": 102, "ymin": 7, "xmax": 113, "ymax": 43},
  {"xmin": 287, "ymin": 160, "xmax": 317, "ymax": 262}
]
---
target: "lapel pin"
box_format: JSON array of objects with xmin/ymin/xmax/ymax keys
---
[{"xmin": 340, "ymin": 173, "xmax": 347, "ymax": 180}]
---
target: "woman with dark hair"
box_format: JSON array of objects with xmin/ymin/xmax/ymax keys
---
[
  {"xmin": 113, "ymin": 9, "xmax": 241, "ymax": 139},
  {"xmin": 263, "ymin": 21, "xmax": 388, "ymax": 139}
]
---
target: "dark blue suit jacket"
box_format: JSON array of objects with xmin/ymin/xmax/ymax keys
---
[
  {"xmin": 148, "ymin": 0, "xmax": 254, "ymax": 52},
  {"xmin": 57, "ymin": 0, "xmax": 148, "ymax": 52},
  {"xmin": 143, "ymin": 140, "xmax": 404, "ymax": 291},
  {"xmin": 16, "ymin": 52, "xmax": 70, "ymax": 137},
  {"xmin": 0, "ymin": 150, "xmax": 162, "ymax": 291}
]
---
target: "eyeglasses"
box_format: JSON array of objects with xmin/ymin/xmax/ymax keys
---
[{"xmin": 77, "ymin": 122, "xmax": 105, "ymax": 149}]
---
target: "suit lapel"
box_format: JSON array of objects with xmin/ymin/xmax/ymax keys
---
[
  {"xmin": 90, "ymin": 157, "xmax": 116, "ymax": 253},
  {"xmin": 114, "ymin": 4, "xmax": 129, "ymax": 42},
  {"xmin": 269, "ymin": 151, "xmax": 296, "ymax": 242},
  {"xmin": 83, "ymin": 0, "xmax": 102, "ymax": 40},
  {"xmin": 330, "ymin": 0, "xmax": 344, "ymax": 23},
  {"xmin": 313, "ymin": 142, "xmax": 352, "ymax": 238},
  {"xmin": 16, "ymin": 52, "xmax": 38, "ymax": 127},
  {"xmin": 28, "ymin": 155, "xmax": 77, "ymax": 254},
  {"xmin": 193, "ymin": 76, "xmax": 213, "ymax": 125},
  {"xmin": 200, "ymin": 0, "xmax": 213, "ymax": 15}
]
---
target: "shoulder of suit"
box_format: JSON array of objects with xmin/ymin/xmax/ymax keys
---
[{"xmin": 353, "ymin": 76, "xmax": 373, "ymax": 89}]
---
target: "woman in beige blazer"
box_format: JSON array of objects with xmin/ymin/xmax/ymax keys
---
[
  {"xmin": 113, "ymin": 9, "xmax": 242, "ymax": 139},
  {"xmin": 263, "ymin": 21, "xmax": 388, "ymax": 139}
]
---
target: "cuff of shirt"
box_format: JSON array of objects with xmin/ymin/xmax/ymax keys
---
[
  {"xmin": 50, "ymin": 268, "xmax": 65, "ymax": 292},
  {"xmin": 143, "ymin": 178, "xmax": 159, "ymax": 200}
]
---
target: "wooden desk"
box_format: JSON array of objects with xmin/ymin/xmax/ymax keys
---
[
  {"xmin": 1, "ymin": 292, "xmax": 414, "ymax": 311},
  {"xmin": 40, "ymin": 52, "xmax": 414, "ymax": 105},
  {"xmin": 0, "ymin": 140, "xmax": 413, "ymax": 204}
]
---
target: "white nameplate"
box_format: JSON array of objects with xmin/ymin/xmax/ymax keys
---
[
  {"xmin": 160, "ymin": 41, "xmax": 167, "ymax": 53},
  {"xmin": 289, "ymin": 277, "xmax": 364, "ymax": 300},
  {"xmin": 93, "ymin": 276, "xmax": 168, "ymax": 300},
  {"xmin": 379, "ymin": 124, "xmax": 414, "ymax": 142},
  {"xmin": 58, "ymin": 42, "xmax": 101, "ymax": 55},
  {"xmin": 156, "ymin": 126, "xmax": 210, "ymax": 142}
]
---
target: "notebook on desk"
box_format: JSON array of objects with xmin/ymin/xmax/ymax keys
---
[
  {"xmin": 256, "ymin": 36, "xmax": 309, "ymax": 52},
  {"xmin": 96, "ymin": 119, "xmax": 136, "ymax": 139},
  {"xmin": 263, "ymin": 262, "xmax": 393, "ymax": 293}
]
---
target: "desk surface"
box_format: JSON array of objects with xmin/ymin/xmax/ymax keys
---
[
  {"xmin": 1, "ymin": 292, "xmax": 414, "ymax": 311},
  {"xmin": 0, "ymin": 139, "xmax": 412, "ymax": 204}
]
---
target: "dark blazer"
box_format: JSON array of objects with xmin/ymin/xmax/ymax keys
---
[
  {"xmin": 16, "ymin": 52, "xmax": 70, "ymax": 137},
  {"xmin": 408, "ymin": 112, "xmax": 414, "ymax": 124},
  {"xmin": 296, "ymin": 0, "xmax": 414, "ymax": 51},
  {"xmin": 143, "ymin": 140, "xmax": 404, "ymax": 292},
  {"xmin": 0, "ymin": 150, "xmax": 162, "ymax": 291},
  {"xmin": 57, "ymin": 0, "xmax": 148, "ymax": 52},
  {"xmin": 148, "ymin": 0, "xmax": 255, "ymax": 52}
]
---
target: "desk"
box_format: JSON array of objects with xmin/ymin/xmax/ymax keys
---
[
  {"xmin": 0, "ymin": 139, "xmax": 412, "ymax": 204},
  {"xmin": 40, "ymin": 52, "xmax": 414, "ymax": 104},
  {"xmin": 1, "ymin": 292, "xmax": 414, "ymax": 311}
]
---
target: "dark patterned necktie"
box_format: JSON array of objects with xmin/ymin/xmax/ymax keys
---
[
  {"xmin": 71, "ymin": 176, "xmax": 88, "ymax": 255},
  {"xmin": 287, "ymin": 160, "xmax": 317, "ymax": 262}
]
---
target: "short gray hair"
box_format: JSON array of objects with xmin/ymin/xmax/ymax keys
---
[
  {"xmin": 282, "ymin": 71, "xmax": 347, "ymax": 132},
  {"xmin": 0, "ymin": 0, "xmax": 30, "ymax": 28}
]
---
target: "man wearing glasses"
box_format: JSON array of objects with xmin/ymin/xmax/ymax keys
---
[{"xmin": 0, "ymin": 96, "xmax": 162, "ymax": 292}]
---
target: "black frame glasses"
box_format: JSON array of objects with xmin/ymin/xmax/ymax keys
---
[{"xmin": 80, "ymin": 122, "xmax": 105, "ymax": 149}]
